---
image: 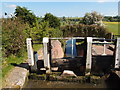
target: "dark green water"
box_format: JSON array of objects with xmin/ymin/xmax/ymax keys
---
[
  {"xmin": 23, "ymin": 72, "xmax": 120, "ymax": 88},
  {"xmin": 23, "ymin": 80, "xmax": 106, "ymax": 88}
]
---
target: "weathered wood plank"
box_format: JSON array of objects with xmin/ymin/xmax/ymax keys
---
[
  {"xmin": 43, "ymin": 37, "xmax": 51, "ymax": 73},
  {"xmin": 86, "ymin": 37, "xmax": 92, "ymax": 70},
  {"xmin": 115, "ymin": 38, "xmax": 120, "ymax": 68},
  {"xmin": 26, "ymin": 38, "xmax": 34, "ymax": 66}
]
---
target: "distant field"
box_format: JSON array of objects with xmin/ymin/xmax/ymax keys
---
[{"xmin": 103, "ymin": 22, "xmax": 120, "ymax": 35}]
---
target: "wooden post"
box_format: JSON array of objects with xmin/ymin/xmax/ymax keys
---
[
  {"xmin": 102, "ymin": 41, "xmax": 107, "ymax": 55},
  {"xmin": 26, "ymin": 38, "xmax": 34, "ymax": 66},
  {"xmin": 115, "ymin": 38, "xmax": 120, "ymax": 69},
  {"xmin": 43, "ymin": 37, "xmax": 51, "ymax": 73},
  {"xmin": 86, "ymin": 37, "xmax": 93, "ymax": 72}
]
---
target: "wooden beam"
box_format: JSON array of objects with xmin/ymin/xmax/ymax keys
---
[
  {"xmin": 50, "ymin": 37, "xmax": 85, "ymax": 40},
  {"xmin": 26, "ymin": 38, "xmax": 34, "ymax": 66},
  {"xmin": 115, "ymin": 38, "xmax": 120, "ymax": 69},
  {"xmin": 115, "ymin": 71, "xmax": 120, "ymax": 78},
  {"xmin": 43, "ymin": 37, "xmax": 51, "ymax": 73},
  {"xmin": 50, "ymin": 37, "xmax": 105, "ymax": 40},
  {"xmin": 86, "ymin": 37, "xmax": 93, "ymax": 71}
]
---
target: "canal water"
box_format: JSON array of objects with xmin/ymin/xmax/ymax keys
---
[
  {"xmin": 23, "ymin": 80, "xmax": 106, "ymax": 88},
  {"xmin": 23, "ymin": 72, "xmax": 120, "ymax": 88},
  {"xmin": 65, "ymin": 39, "xmax": 77, "ymax": 57}
]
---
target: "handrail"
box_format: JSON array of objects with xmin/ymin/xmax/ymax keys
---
[
  {"xmin": 32, "ymin": 37, "xmax": 116, "ymax": 41},
  {"xmin": 92, "ymin": 41, "xmax": 114, "ymax": 44}
]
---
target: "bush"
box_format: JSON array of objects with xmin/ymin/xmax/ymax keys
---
[
  {"xmin": 48, "ymin": 28, "xmax": 63, "ymax": 37},
  {"xmin": 43, "ymin": 13, "xmax": 60, "ymax": 28},
  {"xmin": 2, "ymin": 18, "xmax": 28, "ymax": 57},
  {"xmin": 60, "ymin": 24, "xmax": 110, "ymax": 38},
  {"xmin": 29, "ymin": 21, "xmax": 63, "ymax": 41},
  {"xmin": 82, "ymin": 11, "xmax": 104, "ymax": 26}
]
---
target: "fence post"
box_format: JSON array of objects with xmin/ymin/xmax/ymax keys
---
[
  {"xmin": 43, "ymin": 37, "xmax": 51, "ymax": 73},
  {"xmin": 86, "ymin": 37, "xmax": 93, "ymax": 72},
  {"xmin": 102, "ymin": 40, "xmax": 107, "ymax": 55},
  {"xmin": 26, "ymin": 38, "xmax": 34, "ymax": 66},
  {"xmin": 115, "ymin": 38, "xmax": 120, "ymax": 69}
]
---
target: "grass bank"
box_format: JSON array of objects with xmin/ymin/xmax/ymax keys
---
[
  {"xmin": 1, "ymin": 53, "xmax": 27, "ymax": 88},
  {"xmin": 1, "ymin": 44, "xmax": 42, "ymax": 88},
  {"xmin": 2, "ymin": 54, "xmax": 27, "ymax": 78}
]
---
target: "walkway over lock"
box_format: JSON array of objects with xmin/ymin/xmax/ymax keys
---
[{"xmin": 26, "ymin": 37, "xmax": 120, "ymax": 76}]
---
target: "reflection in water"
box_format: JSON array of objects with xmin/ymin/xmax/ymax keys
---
[
  {"xmin": 65, "ymin": 39, "xmax": 77, "ymax": 57},
  {"xmin": 23, "ymin": 80, "xmax": 106, "ymax": 88},
  {"xmin": 105, "ymin": 72, "xmax": 120, "ymax": 88},
  {"xmin": 23, "ymin": 72, "xmax": 120, "ymax": 89}
]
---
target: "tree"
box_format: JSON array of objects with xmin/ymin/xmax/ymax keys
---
[
  {"xmin": 30, "ymin": 21, "xmax": 50, "ymax": 41},
  {"xmin": 82, "ymin": 11, "xmax": 104, "ymax": 26},
  {"xmin": 43, "ymin": 13, "xmax": 60, "ymax": 28},
  {"xmin": 2, "ymin": 18, "xmax": 28, "ymax": 57},
  {"xmin": 14, "ymin": 6, "xmax": 37, "ymax": 26},
  {"xmin": 103, "ymin": 16, "xmax": 120, "ymax": 22},
  {"xmin": 62, "ymin": 16, "xmax": 66, "ymax": 21},
  {"xmin": 60, "ymin": 24, "xmax": 110, "ymax": 37}
]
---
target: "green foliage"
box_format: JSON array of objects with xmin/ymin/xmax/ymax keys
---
[
  {"xmin": 29, "ymin": 19, "xmax": 63, "ymax": 41},
  {"xmin": 82, "ymin": 11, "xmax": 104, "ymax": 26},
  {"xmin": 14, "ymin": 6, "xmax": 37, "ymax": 26},
  {"xmin": 103, "ymin": 16, "xmax": 120, "ymax": 22},
  {"xmin": 60, "ymin": 24, "xmax": 110, "ymax": 38},
  {"xmin": 29, "ymin": 21, "xmax": 49, "ymax": 42},
  {"xmin": 2, "ymin": 18, "xmax": 28, "ymax": 57},
  {"xmin": 48, "ymin": 28, "xmax": 63, "ymax": 37},
  {"xmin": 43, "ymin": 13, "xmax": 60, "ymax": 28},
  {"xmin": 60, "ymin": 17, "xmax": 82, "ymax": 26}
]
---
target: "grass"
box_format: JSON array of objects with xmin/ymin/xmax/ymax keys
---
[
  {"xmin": 103, "ymin": 22, "xmax": 120, "ymax": 35},
  {"xmin": 33, "ymin": 44, "xmax": 43, "ymax": 57},
  {"xmin": 2, "ymin": 54, "xmax": 27, "ymax": 78},
  {"xmin": 1, "ymin": 44, "xmax": 42, "ymax": 88},
  {"xmin": 1, "ymin": 44, "xmax": 42, "ymax": 78},
  {"xmin": 33, "ymin": 44, "xmax": 43, "ymax": 52},
  {"xmin": 0, "ymin": 70, "xmax": 2, "ymax": 89},
  {"xmin": 1, "ymin": 53, "xmax": 27, "ymax": 88}
]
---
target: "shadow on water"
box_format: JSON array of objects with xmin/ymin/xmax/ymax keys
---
[
  {"xmin": 105, "ymin": 72, "xmax": 120, "ymax": 88},
  {"xmin": 13, "ymin": 67, "xmax": 119, "ymax": 89},
  {"xmin": 23, "ymin": 71, "xmax": 120, "ymax": 88}
]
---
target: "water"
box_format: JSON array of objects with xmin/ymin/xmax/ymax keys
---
[
  {"xmin": 23, "ymin": 80, "xmax": 106, "ymax": 88},
  {"xmin": 23, "ymin": 72, "xmax": 120, "ymax": 88},
  {"xmin": 65, "ymin": 39, "xmax": 77, "ymax": 57}
]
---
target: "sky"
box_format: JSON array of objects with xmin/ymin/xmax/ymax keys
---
[{"xmin": 1, "ymin": 0, "xmax": 119, "ymax": 17}]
